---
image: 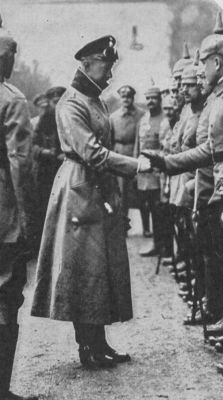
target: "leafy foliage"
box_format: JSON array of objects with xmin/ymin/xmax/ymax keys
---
[{"xmin": 9, "ymin": 58, "xmax": 51, "ymax": 116}]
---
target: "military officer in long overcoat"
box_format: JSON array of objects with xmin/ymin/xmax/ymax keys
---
[
  {"xmin": 31, "ymin": 36, "xmax": 151, "ymax": 369},
  {"xmin": 0, "ymin": 18, "xmax": 37, "ymax": 400}
]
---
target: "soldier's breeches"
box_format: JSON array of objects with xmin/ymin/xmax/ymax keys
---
[{"xmin": 0, "ymin": 243, "xmax": 27, "ymax": 325}]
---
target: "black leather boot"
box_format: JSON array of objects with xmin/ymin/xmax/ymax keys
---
[{"xmin": 79, "ymin": 345, "xmax": 116, "ymax": 369}]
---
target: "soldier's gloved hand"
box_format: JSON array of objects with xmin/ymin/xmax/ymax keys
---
[
  {"xmin": 140, "ymin": 150, "xmax": 166, "ymax": 171},
  {"xmin": 137, "ymin": 155, "xmax": 152, "ymax": 173}
]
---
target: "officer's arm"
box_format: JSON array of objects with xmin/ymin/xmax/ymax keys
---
[
  {"xmin": 57, "ymin": 98, "xmax": 139, "ymax": 177},
  {"xmin": 4, "ymin": 97, "xmax": 33, "ymax": 235},
  {"xmin": 165, "ymin": 140, "xmax": 212, "ymax": 175}
]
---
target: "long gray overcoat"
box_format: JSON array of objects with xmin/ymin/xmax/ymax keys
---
[{"xmin": 31, "ymin": 68, "xmax": 138, "ymax": 324}]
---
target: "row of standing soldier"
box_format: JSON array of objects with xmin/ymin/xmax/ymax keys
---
[{"xmin": 143, "ymin": 11, "xmax": 223, "ymax": 373}]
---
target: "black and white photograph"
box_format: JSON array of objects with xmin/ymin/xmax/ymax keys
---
[{"xmin": 1, "ymin": 0, "xmax": 223, "ymax": 399}]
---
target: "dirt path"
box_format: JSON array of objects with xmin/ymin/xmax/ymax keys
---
[{"xmin": 12, "ymin": 212, "xmax": 223, "ymax": 400}]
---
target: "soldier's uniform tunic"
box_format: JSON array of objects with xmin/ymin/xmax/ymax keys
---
[
  {"xmin": 110, "ymin": 105, "xmax": 144, "ymax": 214},
  {"xmin": 0, "ymin": 82, "xmax": 33, "ymax": 396},
  {"xmin": 135, "ymin": 109, "xmax": 164, "ymax": 248}
]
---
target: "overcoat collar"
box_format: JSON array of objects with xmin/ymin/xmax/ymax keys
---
[{"xmin": 71, "ymin": 68, "xmax": 107, "ymax": 98}]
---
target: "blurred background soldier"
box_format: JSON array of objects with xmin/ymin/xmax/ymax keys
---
[
  {"xmin": 110, "ymin": 85, "xmax": 144, "ymax": 224},
  {"xmin": 31, "ymin": 93, "xmax": 49, "ymax": 131},
  {"xmin": 0, "ymin": 17, "xmax": 37, "ymax": 400},
  {"xmin": 32, "ymin": 86, "xmax": 66, "ymax": 250},
  {"xmin": 45, "ymin": 86, "xmax": 66, "ymax": 113},
  {"xmin": 134, "ymin": 80, "xmax": 164, "ymax": 256}
]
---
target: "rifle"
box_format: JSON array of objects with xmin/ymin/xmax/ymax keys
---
[{"xmin": 189, "ymin": 170, "xmax": 208, "ymax": 341}]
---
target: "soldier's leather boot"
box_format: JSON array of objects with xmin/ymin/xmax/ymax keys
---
[{"xmin": 0, "ymin": 324, "xmax": 38, "ymax": 400}]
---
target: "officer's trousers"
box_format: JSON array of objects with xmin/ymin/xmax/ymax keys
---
[{"xmin": 73, "ymin": 322, "xmax": 106, "ymax": 352}]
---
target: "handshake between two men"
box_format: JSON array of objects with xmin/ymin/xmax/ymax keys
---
[{"xmin": 138, "ymin": 150, "xmax": 166, "ymax": 173}]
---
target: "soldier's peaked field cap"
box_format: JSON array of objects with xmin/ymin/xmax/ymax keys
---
[
  {"xmin": 0, "ymin": 14, "xmax": 17, "ymax": 56},
  {"xmin": 75, "ymin": 35, "xmax": 118, "ymax": 62},
  {"xmin": 33, "ymin": 93, "xmax": 48, "ymax": 106},
  {"xmin": 118, "ymin": 85, "xmax": 136, "ymax": 97},
  {"xmin": 200, "ymin": 11, "xmax": 223, "ymax": 61},
  {"xmin": 144, "ymin": 77, "xmax": 160, "ymax": 96},
  {"xmin": 46, "ymin": 86, "xmax": 66, "ymax": 99}
]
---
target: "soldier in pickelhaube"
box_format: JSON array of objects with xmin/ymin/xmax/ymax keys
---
[
  {"xmin": 142, "ymin": 12, "xmax": 223, "ymax": 362},
  {"xmin": 31, "ymin": 36, "xmax": 151, "ymax": 369},
  {"xmin": 172, "ymin": 42, "xmax": 192, "ymax": 115},
  {"xmin": 134, "ymin": 79, "xmax": 165, "ymax": 256},
  {"xmin": 110, "ymin": 85, "xmax": 144, "ymax": 219},
  {"xmin": 0, "ymin": 15, "xmax": 37, "ymax": 400}
]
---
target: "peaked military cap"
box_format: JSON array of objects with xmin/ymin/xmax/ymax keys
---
[
  {"xmin": 75, "ymin": 35, "xmax": 118, "ymax": 62},
  {"xmin": 200, "ymin": 11, "xmax": 223, "ymax": 61},
  {"xmin": 118, "ymin": 85, "xmax": 136, "ymax": 97},
  {"xmin": 144, "ymin": 77, "xmax": 160, "ymax": 97},
  {"xmin": 46, "ymin": 86, "xmax": 66, "ymax": 99},
  {"xmin": 33, "ymin": 93, "xmax": 48, "ymax": 106},
  {"xmin": 0, "ymin": 14, "xmax": 17, "ymax": 56},
  {"xmin": 172, "ymin": 42, "xmax": 192, "ymax": 79}
]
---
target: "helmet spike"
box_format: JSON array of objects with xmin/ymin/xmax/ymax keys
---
[
  {"xmin": 214, "ymin": 11, "xmax": 223, "ymax": 34},
  {"xmin": 182, "ymin": 41, "xmax": 190, "ymax": 59},
  {"xmin": 193, "ymin": 49, "xmax": 200, "ymax": 66},
  {"xmin": 150, "ymin": 76, "xmax": 155, "ymax": 86}
]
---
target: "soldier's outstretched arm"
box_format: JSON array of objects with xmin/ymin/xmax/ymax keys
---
[
  {"xmin": 142, "ymin": 140, "xmax": 212, "ymax": 176},
  {"xmin": 165, "ymin": 140, "xmax": 212, "ymax": 175}
]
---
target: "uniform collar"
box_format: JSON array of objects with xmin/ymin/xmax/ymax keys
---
[
  {"xmin": 213, "ymin": 77, "xmax": 223, "ymax": 97},
  {"xmin": 71, "ymin": 68, "xmax": 106, "ymax": 98}
]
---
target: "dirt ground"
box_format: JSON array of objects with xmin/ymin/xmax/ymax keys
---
[{"xmin": 11, "ymin": 211, "xmax": 223, "ymax": 400}]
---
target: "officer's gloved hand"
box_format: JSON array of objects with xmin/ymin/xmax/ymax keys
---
[
  {"xmin": 141, "ymin": 150, "xmax": 166, "ymax": 172},
  {"xmin": 137, "ymin": 155, "xmax": 152, "ymax": 173},
  {"xmin": 57, "ymin": 153, "xmax": 65, "ymax": 162},
  {"xmin": 41, "ymin": 148, "xmax": 56, "ymax": 159}
]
